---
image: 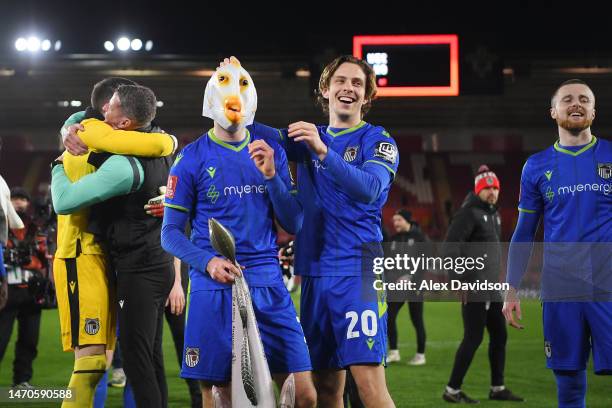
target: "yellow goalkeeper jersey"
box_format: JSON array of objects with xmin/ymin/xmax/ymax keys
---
[{"xmin": 55, "ymin": 119, "xmax": 176, "ymax": 258}]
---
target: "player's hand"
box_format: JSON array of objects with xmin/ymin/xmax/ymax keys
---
[
  {"xmin": 288, "ymin": 121, "xmax": 328, "ymax": 160},
  {"xmin": 248, "ymin": 140, "xmax": 276, "ymax": 179},
  {"xmin": 217, "ymin": 56, "xmax": 240, "ymax": 70},
  {"xmin": 278, "ymin": 241, "xmax": 294, "ymax": 264},
  {"xmin": 206, "ymin": 257, "xmax": 242, "ymax": 284},
  {"xmin": 503, "ymin": 287, "xmax": 524, "ymax": 329},
  {"xmin": 165, "ymin": 280, "xmax": 185, "ymax": 315},
  {"xmin": 144, "ymin": 186, "xmax": 166, "ymax": 217},
  {"xmin": 64, "ymin": 124, "xmax": 88, "ymax": 155}
]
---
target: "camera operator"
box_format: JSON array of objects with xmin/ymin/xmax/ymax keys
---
[
  {"xmin": 32, "ymin": 185, "xmax": 57, "ymax": 257},
  {"xmin": 0, "ymin": 187, "xmax": 49, "ymax": 389},
  {"xmin": 0, "ymin": 164, "xmax": 25, "ymax": 310}
]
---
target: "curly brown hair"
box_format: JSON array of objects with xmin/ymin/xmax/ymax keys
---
[{"xmin": 316, "ymin": 55, "xmax": 377, "ymax": 117}]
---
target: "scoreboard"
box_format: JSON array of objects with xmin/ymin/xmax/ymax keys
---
[{"xmin": 353, "ymin": 34, "xmax": 459, "ymax": 97}]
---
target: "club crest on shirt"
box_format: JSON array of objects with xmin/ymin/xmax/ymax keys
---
[
  {"xmin": 84, "ymin": 318, "xmax": 100, "ymax": 335},
  {"xmin": 185, "ymin": 347, "xmax": 200, "ymax": 368},
  {"xmin": 597, "ymin": 163, "xmax": 612, "ymax": 179},
  {"xmin": 544, "ymin": 341, "xmax": 552, "ymax": 358},
  {"xmin": 343, "ymin": 146, "xmax": 359, "ymax": 162},
  {"xmin": 374, "ymin": 142, "xmax": 397, "ymax": 165}
]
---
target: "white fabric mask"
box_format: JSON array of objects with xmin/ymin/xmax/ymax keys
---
[{"xmin": 202, "ymin": 57, "xmax": 257, "ymax": 132}]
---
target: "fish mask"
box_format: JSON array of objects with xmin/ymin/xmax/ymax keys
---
[{"xmin": 202, "ymin": 56, "xmax": 257, "ymax": 132}]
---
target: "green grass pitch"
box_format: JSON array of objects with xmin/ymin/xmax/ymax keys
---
[{"xmin": 0, "ymin": 300, "xmax": 610, "ymax": 407}]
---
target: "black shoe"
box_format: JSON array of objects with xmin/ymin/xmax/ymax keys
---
[
  {"xmin": 443, "ymin": 390, "xmax": 480, "ymax": 404},
  {"xmin": 489, "ymin": 388, "xmax": 524, "ymax": 402}
]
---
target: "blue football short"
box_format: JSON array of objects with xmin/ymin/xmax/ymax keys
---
[
  {"xmin": 543, "ymin": 302, "xmax": 612, "ymax": 374},
  {"xmin": 181, "ymin": 283, "xmax": 312, "ymax": 382},
  {"xmin": 300, "ymin": 276, "xmax": 387, "ymax": 370}
]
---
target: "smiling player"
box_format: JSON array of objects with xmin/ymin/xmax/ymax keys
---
[
  {"xmin": 251, "ymin": 55, "xmax": 399, "ymax": 407},
  {"xmin": 504, "ymin": 79, "xmax": 612, "ymax": 408}
]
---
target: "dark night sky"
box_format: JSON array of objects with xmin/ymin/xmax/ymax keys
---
[{"xmin": 2, "ymin": 1, "xmax": 612, "ymax": 58}]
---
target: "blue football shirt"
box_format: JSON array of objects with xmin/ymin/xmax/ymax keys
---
[
  {"xmin": 164, "ymin": 128, "xmax": 293, "ymax": 290},
  {"xmin": 518, "ymin": 136, "xmax": 612, "ymax": 298},
  {"xmin": 251, "ymin": 121, "xmax": 399, "ymax": 276},
  {"xmin": 519, "ymin": 136, "xmax": 612, "ymax": 243}
]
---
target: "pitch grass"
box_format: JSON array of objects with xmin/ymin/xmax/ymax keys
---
[{"xmin": 0, "ymin": 300, "xmax": 610, "ymax": 407}]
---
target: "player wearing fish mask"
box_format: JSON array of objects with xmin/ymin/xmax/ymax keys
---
[
  {"xmin": 202, "ymin": 56, "xmax": 257, "ymax": 133},
  {"xmin": 161, "ymin": 57, "xmax": 316, "ymax": 408}
]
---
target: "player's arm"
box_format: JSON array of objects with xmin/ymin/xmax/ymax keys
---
[
  {"xmin": 503, "ymin": 159, "xmax": 544, "ymax": 329},
  {"xmin": 166, "ymin": 257, "xmax": 185, "ymax": 315},
  {"xmin": 160, "ymin": 151, "xmax": 241, "ymax": 284},
  {"xmin": 290, "ymin": 122, "xmax": 398, "ymax": 203},
  {"xmin": 161, "ymin": 208, "xmax": 212, "ymax": 270},
  {"xmin": 161, "ymin": 208, "xmax": 241, "ymax": 284},
  {"xmin": 77, "ymin": 119, "xmax": 177, "ymax": 157},
  {"xmin": 51, "ymin": 155, "xmax": 144, "ymax": 214},
  {"xmin": 506, "ymin": 212, "xmax": 541, "ymax": 289},
  {"xmin": 249, "ymin": 139, "xmax": 303, "ymax": 234},
  {"xmin": 506, "ymin": 159, "xmax": 544, "ymax": 290},
  {"xmin": 503, "ymin": 212, "xmax": 540, "ymax": 330},
  {"xmin": 322, "ymin": 150, "xmax": 391, "ymax": 203}
]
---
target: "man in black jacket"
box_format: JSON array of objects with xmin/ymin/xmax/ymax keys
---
[
  {"xmin": 386, "ymin": 209, "xmax": 428, "ymax": 366},
  {"xmin": 442, "ymin": 165, "xmax": 523, "ymax": 404}
]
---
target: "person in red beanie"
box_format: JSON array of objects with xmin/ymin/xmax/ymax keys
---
[{"xmin": 442, "ymin": 165, "xmax": 524, "ymax": 404}]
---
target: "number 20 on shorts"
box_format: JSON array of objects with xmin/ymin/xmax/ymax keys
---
[{"xmin": 346, "ymin": 310, "xmax": 378, "ymax": 339}]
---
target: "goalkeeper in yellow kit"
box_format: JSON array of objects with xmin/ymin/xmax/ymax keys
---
[{"xmin": 51, "ymin": 77, "xmax": 176, "ymax": 407}]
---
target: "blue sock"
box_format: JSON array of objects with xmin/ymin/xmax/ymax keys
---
[
  {"xmin": 93, "ymin": 370, "xmax": 108, "ymax": 408},
  {"xmin": 554, "ymin": 369, "xmax": 587, "ymax": 408},
  {"xmin": 123, "ymin": 380, "xmax": 137, "ymax": 408}
]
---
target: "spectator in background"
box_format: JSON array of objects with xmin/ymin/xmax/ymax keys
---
[
  {"xmin": 442, "ymin": 165, "xmax": 523, "ymax": 404},
  {"xmin": 0, "ymin": 187, "xmax": 48, "ymax": 388},
  {"xmin": 0, "ymin": 137, "xmax": 25, "ymax": 310},
  {"xmin": 386, "ymin": 209, "xmax": 428, "ymax": 366}
]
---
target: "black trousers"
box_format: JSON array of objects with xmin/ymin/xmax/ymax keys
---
[
  {"xmin": 387, "ymin": 301, "xmax": 426, "ymax": 353},
  {"xmin": 448, "ymin": 302, "xmax": 507, "ymax": 389},
  {"xmin": 117, "ymin": 265, "xmax": 173, "ymax": 408},
  {"xmin": 164, "ymin": 265, "xmax": 201, "ymax": 407},
  {"xmin": 0, "ymin": 285, "xmax": 42, "ymax": 385}
]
